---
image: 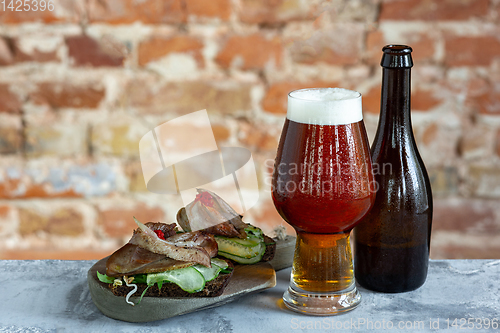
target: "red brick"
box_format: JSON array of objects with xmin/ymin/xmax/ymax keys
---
[
  {"xmin": 0, "ymin": 180, "xmax": 81, "ymax": 199},
  {"xmin": 88, "ymin": 0, "xmax": 186, "ymax": 24},
  {"xmin": 138, "ymin": 35, "xmax": 203, "ymax": 67},
  {"xmin": 0, "ymin": 0, "xmax": 84, "ymax": 24},
  {"xmin": 362, "ymin": 86, "xmax": 441, "ymax": 114},
  {"xmin": 238, "ymin": 0, "xmax": 313, "ymax": 24},
  {"xmin": 185, "ymin": 0, "xmax": 231, "ymax": 20},
  {"xmin": 431, "ymin": 244, "xmax": 500, "ymax": 260},
  {"xmin": 0, "ymin": 37, "xmax": 14, "ymax": 65},
  {"xmin": 212, "ymin": 124, "xmax": 231, "ymax": 143},
  {"xmin": 444, "ymin": 36, "xmax": 500, "ymax": 67},
  {"xmin": 0, "ymin": 205, "xmax": 9, "ymax": 217},
  {"xmin": 30, "ymin": 82, "xmax": 105, "ymax": 109},
  {"xmin": 380, "ymin": 0, "xmax": 489, "ymax": 21},
  {"xmin": 0, "ymin": 84, "xmax": 22, "ymax": 114},
  {"xmin": 127, "ymin": 80, "xmax": 252, "ymax": 115},
  {"xmin": 19, "ymin": 207, "xmax": 85, "ymax": 237},
  {"xmin": 433, "ymin": 199, "xmax": 499, "ymax": 234},
  {"xmin": 47, "ymin": 209, "xmax": 85, "ymax": 236},
  {"xmin": 0, "ymin": 249, "xmax": 113, "ymax": 260},
  {"xmin": 216, "ymin": 33, "xmax": 282, "ymax": 70},
  {"xmin": 495, "ymin": 2, "xmax": 500, "ymax": 20},
  {"xmin": 361, "ymin": 85, "xmax": 381, "ymax": 115},
  {"xmin": 98, "ymin": 203, "xmax": 165, "ymax": 237},
  {"xmin": 409, "ymin": 34, "xmax": 435, "ymax": 63},
  {"xmin": 66, "ymin": 35, "xmax": 126, "ymax": 67},
  {"xmin": 262, "ymin": 81, "xmax": 340, "ymax": 114},
  {"xmin": 289, "ymin": 27, "xmax": 362, "ymax": 65},
  {"xmin": 0, "ymin": 8, "xmax": 57, "ymax": 24},
  {"xmin": 412, "ymin": 89, "xmax": 441, "ymax": 111}
]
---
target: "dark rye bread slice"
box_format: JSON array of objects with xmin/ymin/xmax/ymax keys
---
[
  {"xmin": 109, "ymin": 261, "xmax": 234, "ymax": 298},
  {"xmin": 262, "ymin": 235, "xmax": 276, "ymax": 262}
]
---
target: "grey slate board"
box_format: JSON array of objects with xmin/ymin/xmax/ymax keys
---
[{"xmin": 88, "ymin": 258, "xmax": 276, "ymax": 322}]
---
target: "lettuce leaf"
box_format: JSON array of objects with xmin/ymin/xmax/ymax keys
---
[{"xmin": 97, "ymin": 271, "xmax": 115, "ymax": 284}]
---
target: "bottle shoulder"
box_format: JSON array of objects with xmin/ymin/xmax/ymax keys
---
[{"xmin": 370, "ymin": 135, "xmax": 433, "ymax": 206}]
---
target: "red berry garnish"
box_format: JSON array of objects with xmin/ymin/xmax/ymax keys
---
[{"xmin": 154, "ymin": 229, "xmax": 165, "ymax": 240}]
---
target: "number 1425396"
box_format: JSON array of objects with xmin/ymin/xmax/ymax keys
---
[{"xmin": 1, "ymin": 0, "xmax": 54, "ymax": 11}]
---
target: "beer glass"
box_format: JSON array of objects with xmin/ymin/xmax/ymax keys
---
[{"xmin": 272, "ymin": 88, "xmax": 375, "ymax": 315}]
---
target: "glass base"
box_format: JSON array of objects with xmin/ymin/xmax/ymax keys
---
[{"xmin": 282, "ymin": 282, "xmax": 361, "ymax": 316}]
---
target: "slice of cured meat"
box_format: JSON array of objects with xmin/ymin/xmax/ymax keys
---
[
  {"xmin": 129, "ymin": 218, "xmax": 213, "ymax": 267},
  {"xmin": 106, "ymin": 219, "xmax": 218, "ymax": 276},
  {"xmin": 106, "ymin": 243, "xmax": 195, "ymax": 276},
  {"xmin": 178, "ymin": 189, "xmax": 248, "ymax": 238}
]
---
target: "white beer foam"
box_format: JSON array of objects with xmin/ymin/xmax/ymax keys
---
[{"xmin": 287, "ymin": 88, "xmax": 363, "ymax": 125}]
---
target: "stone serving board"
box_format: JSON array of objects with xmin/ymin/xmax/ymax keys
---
[
  {"xmin": 268, "ymin": 236, "xmax": 295, "ymax": 271},
  {"xmin": 87, "ymin": 236, "xmax": 295, "ymax": 323}
]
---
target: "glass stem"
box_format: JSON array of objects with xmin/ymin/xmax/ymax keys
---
[{"xmin": 291, "ymin": 231, "xmax": 354, "ymax": 293}]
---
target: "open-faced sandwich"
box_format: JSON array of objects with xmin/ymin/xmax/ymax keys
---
[{"xmin": 96, "ymin": 189, "xmax": 276, "ymax": 306}]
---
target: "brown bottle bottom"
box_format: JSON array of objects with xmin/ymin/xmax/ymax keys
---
[{"xmin": 354, "ymin": 243, "xmax": 429, "ymax": 293}]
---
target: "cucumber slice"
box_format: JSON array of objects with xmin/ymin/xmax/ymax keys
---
[
  {"xmin": 218, "ymin": 245, "xmax": 265, "ymax": 264},
  {"xmin": 216, "ymin": 237, "xmax": 263, "ymax": 258},
  {"xmin": 216, "ymin": 235, "xmax": 262, "ymax": 247},
  {"xmin": 211, "ymin": 258, "xmax": 229, "ymax": 270},
  {"xmin": 193, "ymin": 263, "xmax": 221, "ymax": 282},
  {"xmin": 146, "ymin": 266, "xmax": 205, "ymax": 293},
  {"xmin": 244, "ymin": 225, "xmax": 263, "ymax": 237}
]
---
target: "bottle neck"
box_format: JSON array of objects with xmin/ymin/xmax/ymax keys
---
[{"xmin": 379, "ymin": 67, "xmax": 412, "ymax": 129}]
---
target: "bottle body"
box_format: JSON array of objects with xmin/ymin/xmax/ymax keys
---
[
  {"xmin": 354, "ymin": 144, "xmax": 432, "ymax": 292},
  {"xmin": 354, "ymin": 45, "xmax": 433, "ymax": 293}
]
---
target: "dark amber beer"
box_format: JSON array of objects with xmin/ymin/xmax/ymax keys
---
[
  {"xmin": 354, "ymin": 45, "xmax": 433, "ymax": 293},
  {"xmin": 272, "ymin": 88, "xmax": 375, "ymax": 315}
]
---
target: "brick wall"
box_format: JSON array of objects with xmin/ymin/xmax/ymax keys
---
[{"xmin": 0, "ymin": 0, "xmax": 499, "ymax": 260}]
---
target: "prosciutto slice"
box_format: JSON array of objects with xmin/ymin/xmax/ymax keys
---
[
  {"xmin": 129, "ymin": 218, "xmax": 215, "ymax": 266},
  {"xmin": 177, "ymin": 189, "xmax": 248, "ymax": 238},
  {"xmin": 105, "ymin": 219, "xmax": 218, "ymax": 277},
  {"xmin": 106, "ymin": 243, "xmax": 195, "ymax": 277},
  {"xmin": 166, "ymin": 231, "xmax": 218, "ymax": 257}
]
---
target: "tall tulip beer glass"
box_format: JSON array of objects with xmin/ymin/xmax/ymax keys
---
[{"xmin": 272, "ymin": 88, "xmax": 375, "ymax": 315}]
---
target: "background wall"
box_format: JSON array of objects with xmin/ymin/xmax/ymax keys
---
[{"xmin": 0, "ymin": 0, "xmax": 499, "ymax": 260}]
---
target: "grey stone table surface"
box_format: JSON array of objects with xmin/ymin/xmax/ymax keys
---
[{"xmin": 0, "ymin": 259, "xmax": 499, "ymax": 333}]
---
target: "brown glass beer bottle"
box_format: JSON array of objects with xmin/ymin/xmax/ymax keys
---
[{"xmin": 354, "ymin": 45, "xmax": 433, "ymax": 293}]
